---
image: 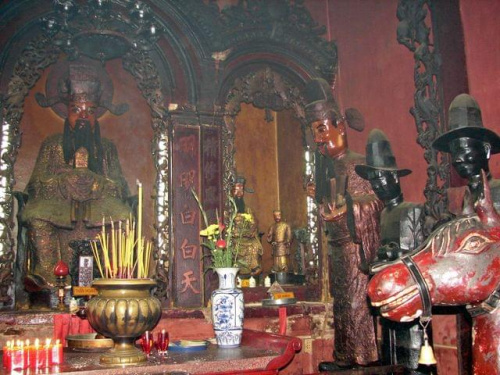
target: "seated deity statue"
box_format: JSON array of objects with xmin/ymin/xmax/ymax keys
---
[
  {"xmin": 20, "ymin": 62, "xmax": 132, "ymax": 295},
  {"xmin": 231, "ymin": 176, "xmax": 263, "ymax": 277}
]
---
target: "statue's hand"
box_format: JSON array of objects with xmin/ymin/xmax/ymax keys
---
[
  {"xmin": 377, "ymin": 242, "xmax": 403, "ymax": 261},
  {"xmin": 319, "ymin": 202, "xmax": 347, "ymax": 222}
]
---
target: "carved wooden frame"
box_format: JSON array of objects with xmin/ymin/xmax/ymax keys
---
[{"xmin": 0, "ymin": 35, "xmax": 170, "ymax": 306}]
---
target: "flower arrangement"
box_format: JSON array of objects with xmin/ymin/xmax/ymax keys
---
[
  {"xmin": 192, "ymin": 190, "xmax": 252, "ymax": 269},
  {"xmin": 90, "ymin": 180, "xmax": 153, "ymax": 279}
]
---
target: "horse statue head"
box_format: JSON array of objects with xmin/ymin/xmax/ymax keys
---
[{"xmin": 367, "ymin": 172, "xmax": 500, "ymax": 374}]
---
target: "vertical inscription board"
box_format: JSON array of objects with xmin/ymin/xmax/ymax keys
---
[{"xmin": 172, "ymin": 126, "xmax": 202, "ymax": 307}]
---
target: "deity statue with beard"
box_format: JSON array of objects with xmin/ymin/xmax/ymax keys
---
[
  {"xmin": 21, "ymin": 62, "xmax": 132, "ymax": 293},
  {"xmin": 231, "ymin": 176, "xmax": 263, "ymax": 277}
]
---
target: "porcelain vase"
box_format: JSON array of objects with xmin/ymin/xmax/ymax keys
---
[{"xmin": 211, "ymin": 267, "xmax": 244, "ymax": 347}]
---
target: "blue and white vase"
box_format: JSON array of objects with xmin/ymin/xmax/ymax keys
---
[{"xmin": 211, "ymin": 267, "xmax": 244, "ymax": 348}]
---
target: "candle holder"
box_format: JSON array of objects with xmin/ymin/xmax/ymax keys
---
[
  {"xmin": 141, "ymin": 331, "xmax": 154, "ymax": 357},
  {"xmin": 54, "ymin": 260, "xmax": 69, "ymax": 311},
  {"xmin": 155, "ymin": 330, "xmax": 169, "ymax": 355}
]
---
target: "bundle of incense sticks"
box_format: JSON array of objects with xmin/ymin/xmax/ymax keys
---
[
  {"xmin": 90, "ymin": 181, "xmax": 152, "ymax": 279},
  {"xmin": 90, "ymin": 218, "xmax": 152, "ymax": 279}
]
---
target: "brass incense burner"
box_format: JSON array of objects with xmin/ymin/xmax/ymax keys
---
[{"xmin": 86, "ymin": 279, "xmax": 161, "ymax": 365}]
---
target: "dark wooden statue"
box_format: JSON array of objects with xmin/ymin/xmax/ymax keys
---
[
  {"xmin": 305, "ymin": 78, "xmax": 383, "ymax": 371},
  {"xmin": 368, "ymin": 172, "xmax": 500, "ymax": 374},
  {"xmin": 432, "ymin": 93, "xmax": 500, "ymax": 212},
  {"xmin": 355, "ymin": 129, "xmax": 426, "ymax": 374},
  {"xmin": 20, "ymin": 61, "xmax": 132, "ymax": 305}
]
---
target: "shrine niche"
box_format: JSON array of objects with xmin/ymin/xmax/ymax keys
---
[
  {"xmin": 0, "ymin": 0, "xmax": 338, "ymax": 309},
  {"xmin": 221, "ymin": 68, "xmax": 320, "ymax": 283}
]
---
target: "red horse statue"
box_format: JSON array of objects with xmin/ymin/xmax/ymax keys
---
[{"xmin": 368, "ymin": 175, "xmax": 500, "ymax": 375}]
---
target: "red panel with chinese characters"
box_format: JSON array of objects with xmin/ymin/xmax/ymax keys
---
[{"xmin": 172, "ymin": 126, "xmax": 202, "ymax": 307}]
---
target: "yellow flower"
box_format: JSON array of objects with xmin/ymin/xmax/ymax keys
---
[
  {"xmin": 200, "ymin": 224, "xmax": 220, "ymax": 237},
  {"xmin": 240, "ymin": 213, "xmax": 254, "ymax": 223}
]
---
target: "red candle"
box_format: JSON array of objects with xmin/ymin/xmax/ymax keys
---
[
  {"xmin": 33, "ymin": 338, "xmax": 45, "ymax": 368},
  {"xmin": 24, "ymin": 339, "xmax": 31, "ymax": 369},
  {"xmin": 44, "ymin": 339, "xmax": 51, "ymax": 367},
  {"xmin": 51, "ymin": 339, "xmax": 63, "ymax": 365},
  {"xmin": 11, "ymin": 341, "xmax": 25, "ymax": 370},
  {"xmin": 3, "ymin": 340, "xmax": 12, "ymax": 370}
]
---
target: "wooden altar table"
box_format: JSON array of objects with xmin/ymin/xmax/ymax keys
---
[{"xmin": 0, "ymin": 329, "xmax": 301, "ymax": 375}]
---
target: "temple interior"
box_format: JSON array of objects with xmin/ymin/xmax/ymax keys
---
[{"xmin": 0, "ymin": 1, "xmax": 499, "ymax": 374}]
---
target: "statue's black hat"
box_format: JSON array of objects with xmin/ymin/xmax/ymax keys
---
[
  {"xmin": 233, "ymin": 175, "xmax": 254, "ymax": 193},
  {"xmin": 35, "ymin": 60, "xmax": 129, "ymax": 117},
  {"xmin": 432, "ymin": 93, "xmax": 500, "ymax": 154},
  {"xmin": 355, "ymin": 129, "xmax": 411, "ymax": 180},
  {"xmin": 303, "ymin": 78, "xmax": 340, "ymax": 124},
  {"xmin": 303, "ymin": 78, "xmax": 364, "ymax": 132}
]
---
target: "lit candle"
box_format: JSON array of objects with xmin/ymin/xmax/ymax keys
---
[
  {"xmin": 24, "ymin": 339, "xmax": 31, "ymax": 369},
  {"xmin": 33, "ymin": 338, "xmax": 44, "ymax": 368},
  {"xmin": 44, "ymin": 338, "xmax": 51, "ymax": 367},
  {"xmin": 11, "ymin": 340, "xmax": 24, "ymax": 370},
  {"xmin": 3, "ymin": 340, "xmax": 12, "ymax": 370},
  {"xmin": 51, "ymin": 339, "xmax": 63, "ymax": 365}
]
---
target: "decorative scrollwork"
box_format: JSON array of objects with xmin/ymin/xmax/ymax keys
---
[
  {"xmin": 222, "ymin": 68, "xmax": 304, "ymax": 200},
  {"xmin": 122, "ymin": 48, "xmax": 170, "ymax": 301},
  {"xmin": 0, "ymin": 33, "xmax": 60, "ymax": 307},
  {"xmin": 178, "ymin": 0, "xmax": 337, "ymax": 80},
  {"xmin": 397, "ymin": 0, "xmax": 448, "ymax": 228}
]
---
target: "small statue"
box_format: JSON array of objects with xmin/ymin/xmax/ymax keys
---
[
  {"xmin": 304, "ymin": 78, "xmax": 383, "ymax": 371},
  {"xmin": 355, "ymin": 129, "xmax": 426, "ymax": 374},
  {"xmin": 20, "ymin": 61, "xmax": 132, "ymax": 297},
  {"xmin": 432, "ymin": 94, "xmax": 500, "ymax": 211},
  {"xmin": 231, "ymin": 176, "xmax": 263, "ymax": 276},
  {"xmin": 266, "ymin": 210, "xmax": 293, "ymax": 272}
]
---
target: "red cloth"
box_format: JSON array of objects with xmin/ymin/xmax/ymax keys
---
[{"xmin": 53, "ymin": 314, "xmax": 95, "ymax": 346}]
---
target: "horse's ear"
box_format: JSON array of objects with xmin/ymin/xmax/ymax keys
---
[{"xmin": 476, "ymin": 170, "xmax": 500, "ymax": 226}]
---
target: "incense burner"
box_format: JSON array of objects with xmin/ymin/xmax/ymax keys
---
[{"xmin": 86, "ymin": 278, "xmax": 161, "ymax": 365}]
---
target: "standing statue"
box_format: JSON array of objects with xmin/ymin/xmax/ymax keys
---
[
  {"xmin": 432, "ymin": 93, "xmax": 500, "ymax": 211},
  {"xmin": 304, "ymin": 78, "xmax": 383, "ymax": 371},
  {"xmin": 266, "ymin": 210, "xmax": 293, "ymax": 273},
  {"xmin": 231, "ymin": 176, "xmax": 263, "ymax": 276},
  {"xmin": 355, "ymin": 129, "xmax": 426, "ymax": 374},
  {"xmin": 21, "ymin": 62, "xmax": 132, "ymax": 294}
]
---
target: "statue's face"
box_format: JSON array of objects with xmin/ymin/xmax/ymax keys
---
[
  {"xmin": 68, "ymin": 100, "xmax": 97, "ymax": 130},
  {"xmin": 368, "ymin": 170, "xmax": 401, "ymax": 203},
  {"xmin": 310, "ymin": 118, "xmax": 346, "ymax": 158},
  {"xmin": 449, "ymin": 137, "xmax": 489, "ymax": 180},
  {"xmin": 232, "ymin": 183, "xmax": 245, "ymax": 198},
  {"xmin": 273, "ymin": 211, "xmax": 282, "ymax": 223}
]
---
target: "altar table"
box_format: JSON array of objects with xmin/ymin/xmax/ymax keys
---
[{"xmin": 0, "ymin": 329, "xmax": 301, "ymax": 375}]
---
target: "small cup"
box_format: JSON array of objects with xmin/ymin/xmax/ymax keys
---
[
  {"xmin": 141, "ymin": 331, "xmax": 154, "ymax": 356},
  {"xmin": 155, "ymin": 329, "xmax": 169, "ymax": 355}
]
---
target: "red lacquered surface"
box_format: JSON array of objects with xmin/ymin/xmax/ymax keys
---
[{"xmin": 1, "ymin": 329, "xmax": 301, "ymax": 375}]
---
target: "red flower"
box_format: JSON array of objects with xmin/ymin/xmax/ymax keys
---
[
  {"xmin": 216, "ymin": 239, "xmax": 227, "ymax": 249},
  {"xmin": 218, "ymin": 222, "xmax": 226, "ymax": 231}
]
